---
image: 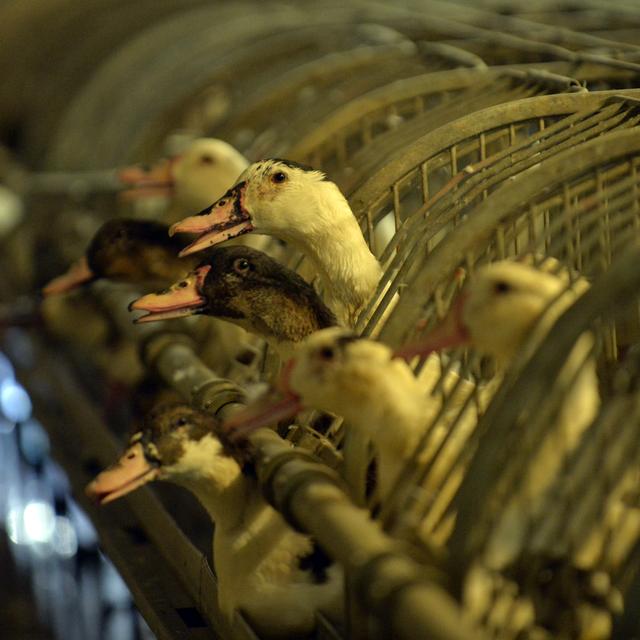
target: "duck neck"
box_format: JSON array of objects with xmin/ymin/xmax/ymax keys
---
[
  {"xmin": 176, "ymin": 459, "xmax": 257, "ymax": 532},
  {"xmin": 178, "ymin": 462, "xmax": 306, "ymax": 621},
  {"xmin": 284, "ymin": 185, "xmax": 382, "ymax": 326},
  {"xmin": 349, "ymin": 364, "xmax": 427, "ymax": 499}
]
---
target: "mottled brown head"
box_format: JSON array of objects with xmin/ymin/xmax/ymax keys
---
[
  {"xmin": 137, "ymin": 403, "xmax": 219, "ymax": 466},
  {"xmin": 86, "ymin": 404, "xmax": 246, "ymax": 505}
]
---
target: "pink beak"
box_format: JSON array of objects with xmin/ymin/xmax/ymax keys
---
[
  {"xmin": 224, "ymin": 393, "xmax": 303, "ymax": 441},
  {"xmin": 394, "ymin": 291, "xmax": 470, "ymax": 361},
  {"xmin": 85, "ymin": 442, "xmax": 159, "ymax": 505},
  {"xmin": 168, "ymin": 182, "xmax": 253, "ymax": 257},
  {"xmin": 224, "ymin": 360, "xmax": 303, "ymax": 439},
  {"xmin": 42, "ymin": 256, "xmax": 95, "ymax": 296}
]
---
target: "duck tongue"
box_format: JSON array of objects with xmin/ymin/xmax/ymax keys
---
[
  {"xmin": 169, "ymin": 183, "xmax": 253, "ymax": 256},
  {"xmin": 129, "ymin": 265, "xmax": 210, "ymax": 323},
  {"xmin": 394, "ymin": 292, "xmax": 470, "ymax": 361},
  {"xmin": 42, "ymin": 256, "xmax": 95, "ymax": 296},
  {"xmin": 85, "ymin": 442, "xmax": 159, "ymax": 505},
  {"xmin": 118, "ymin": 156, "xmax": 179, "ymax": 200}
]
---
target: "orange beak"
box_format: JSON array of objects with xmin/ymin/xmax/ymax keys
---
[
  {"xmin": 118, "ymin": 155, "xmax": 180, "ymax": 200},
  {"xmin": 128, "ymin": 265, "xmax": 211, "ymax": 323},
  {"xmin": 42, "ymin": 256, "xmax": 95, "ymax": 296},
  {"xmin": 223, "ymin": 360, "xmax": 302, "ymax": 441},
  {"xmin": 85, "ymin": 442, "xmax": 159, "ymax": 505}
]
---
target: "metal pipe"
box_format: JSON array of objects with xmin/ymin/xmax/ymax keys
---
[{"xmin": 143, "ymin": 335, "xmax": 485, "ymax": 640}]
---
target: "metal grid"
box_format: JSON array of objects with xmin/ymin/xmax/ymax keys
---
[
  {"xmin": 353, "ymin": 90, "xmax": 640, "ymax": 334},
  {"xmin": 293, "ymin": 68, "xmax": 588, "ymax": 197},
  {"xmin": 5, "ymin": 2, "xmax": 640, "ymax": 639},
  {"xmin": 366, "ymin": 129, "xmax": 640, "ymax": 637}
]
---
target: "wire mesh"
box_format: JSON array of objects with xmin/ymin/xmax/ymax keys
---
[
  {"xmin": 354, "ymin": 128, "xmax": 640, "ymax": 637},
  {"xmin": 9, "ymin": 2, "xmax": 640, "ymax": 639}
]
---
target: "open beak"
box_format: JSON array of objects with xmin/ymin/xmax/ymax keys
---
[
  {"xmin": 168, "ymin": 182, "xmax": 253, "ymax": 257},
  {"xmin": 42, "ymin": 256, "xmax": 95, "ymax": 296},
  {"xmin": 118, "ymin": 156, "xmax": 179, "ymax": 200},
  {"xmin": 129, "ymin": 265, "xmax": 210, "ymax": 323},
  {"xmin": 394, "ymin": 291, "xmax": 470, "ymax": 361},
  {"xmin": 85, "ymin": 442, "xmax": 159, "ymax": 505}
]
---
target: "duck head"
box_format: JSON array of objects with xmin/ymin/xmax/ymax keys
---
[
  {"xmin": 397, "ymin": 261, "xmax": 575, "ymax": 367},
  {"xmin": 225, "ymin": 327, "xmax": 408, "ymax": 439},
  {"xmin": 129, "ymin": 246, "xmax": 337, "ymax": 340},
  {"xmin": 170, "ymin": 159, "xmax": 341, "ymax": 257},
  {"xmin": 119, "ymin": 138, "xmax": 248, "ymax": 211},
  {"xmin": 86, "ymin": 404, "xmax": 237, "ymax": 504},
  {"xmin": 42, "ymin": 219, "xmax": 188, "ymax": 296}
]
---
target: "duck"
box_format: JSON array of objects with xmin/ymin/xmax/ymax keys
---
[
  {"xmin": 128, "ymin": 245, "xmax": 337, "ymax": 360},
  {"xmin": 168, "ymin": 159, "xmax": 383, "ymax": 326},
  {"xmin": 119, "ymin": 138, "xmax": 249, "ymax": 218},
  {"xmin": 224, "ymin": 326, "xmax": 477, "ymax": 518},
  {"xmin": 41, "ymin": 219, "xmax": 196, "ymax": 296},
  {"xmin": 399, "ymin": 260, "xmax": 597, "ymax": 562},
  {"xmin": 399, "ymin": 260, "xmax": 607, "ymax": 638},
  {"xmin": 85, "ymin": 403, "xmax": 343, "ymax": 637},
  {"xmin": 227, "ymin": 261, "xmax": 594, "ymax": 530},
  {"xmin": 40, "ymin": 218, "xmax": 252, "ymax": 382}
]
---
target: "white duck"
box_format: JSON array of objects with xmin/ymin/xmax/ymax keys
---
[
  {"xmin": 169, "ymin": 159, "xmax": 382, "ymax": 326},
  {"xmin": 401, "ymin": 260, "xmax": 597, "ymax": 563},
  {"xmin": 228, "ymin": 262, "xmax": 595, "ymax": 540},
  {"xmin": 226, "ymin": 326, "xmax": 477, "ymax": 515},
  {"xmin": 400, "ymin": 260, "xmax": 608, "ymax": 638},
  {"xmin": 119, "ymin": 138, "xmax": 249, "ymax": 219},
  {"xmin": 86, "ymin": 404, "xmax": 342, "ymax": 637}
]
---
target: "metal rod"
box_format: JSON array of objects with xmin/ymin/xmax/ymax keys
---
[{"xmin": 143, "ymin": 335, "xmax": 485, "ymax": 640}]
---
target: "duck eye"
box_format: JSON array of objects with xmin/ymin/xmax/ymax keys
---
[
  {"xmin": 217, "ymin": 198, "xmax": 226, "ymax": 207},
  {"xmin": 233, "ymin": 258, "xmax": 251, "ymax": 274},
  {"xmin": 494, "ymin": 281, "xmax": 511, "ymax": 295},
  {"xmin": 271, "ymin": 171, "xmax": 287, "ymax": 184},
  {"xmin": 178, "ymin": 281, "xmax": 188, "ymax": 288},
  {"xmin": 174, "ymin": 417, "xmax": 188, "ymax": 428},
  {"xmin": 200, "ymin": 155, "xmax": 214, "ymax": 165},
  {"xmin": 318, "ymin": 346, "xmax": 335, "ymax": 361}
]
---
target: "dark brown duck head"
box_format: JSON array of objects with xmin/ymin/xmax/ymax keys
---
[
  {"xmin": 42, "ymin": 219, "xmax": 194, "ymax": 296},
  {"xmin": 129, "ymin": 246, "xmax": 337, "ymax": 348}
]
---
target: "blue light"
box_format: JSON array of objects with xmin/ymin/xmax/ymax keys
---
[
  {"xmin": 19, "ymin": 418, "xmax": 50, "ymax": 465},
  {"xmin": 68, "ymin": 500, "xmax": 98, "ymax": 548},
  {"xmin": 0, "ymin": 352, "xmax": 15, "ymax": 382},
  {"xmin": 101, "ymin": 556, "xmax": 131, "ymax": 606},
  {"xmin": 0, "ymin": 380, "xmax": 32, "ymax": 422}
]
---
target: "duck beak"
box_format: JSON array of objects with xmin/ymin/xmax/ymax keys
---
[
  {"xmin": 85, "ymin": 442, "xmax": 159, "ymax": 505},
  {"xmin": 129, "ymin": 265, "xmax": 211, "ymax": 323},
  {"xmin": 394, "ymin": 291, "xmax": 470, "ymax": 361},
  {"xmin": 42, "ymin": 256, "xmax": 95, "ymax": 296},
  {"xmin": 118, "ymin": 156, "xmax": 179, "ymax": 200},
  {"xmin": 224, "ymin": 393, "xmax": 303, "ymax": 441},
  {"xmin": 224, "ymin": 359, "xmax": 302, "ymax": 440},
  {"xmin": 169, "ymin": 182, "xmax": 253, "ymax": 257}
]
